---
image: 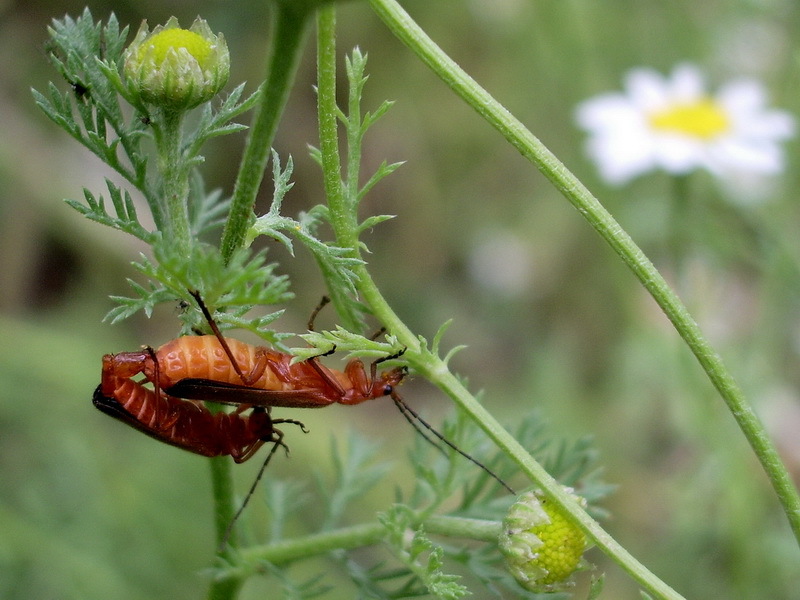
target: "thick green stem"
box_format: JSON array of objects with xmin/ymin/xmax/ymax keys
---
[
  {"xmin": 155, "ymin": 109, "xmax": 191, "ymax": 252},
  {"xmin": 368, "ymin": 0, "xmax": 800, "ymax": 589},
  {"xmin": 221, "ymin": 4, "xmax": 312, "ymax": 263},
  {"xmin": 316, "ymin": 7, "xmax": 354, "ymax": 248},
  {"xmin": 206, "ymin": 457, "xmax": 244, "ymax": 600},
  {"xmin": 208, "ymin": 6, "xmax": 311, "ymax": 598},
  {"xmin": 315, "ymin": 6, "xmax": 367, "ymax": 331}
]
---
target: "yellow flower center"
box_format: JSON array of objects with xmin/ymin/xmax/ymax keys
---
[
  {"xmin": 141, "ymin": 29, "xmax": 213, "ymax": 67},
  {"xmin": 649, "ymin": 98, "xmax": 730, "ymax": 139},
  {"xmin": 531, "ymin": 501, "xmax": 586, "ymax": 585}
]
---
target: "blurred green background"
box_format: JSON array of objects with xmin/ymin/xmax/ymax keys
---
[{"xmin": 3, "ymin": 0, "xmax": 800, "ymax": 598}]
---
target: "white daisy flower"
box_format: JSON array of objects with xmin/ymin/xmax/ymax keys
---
[{"xmin": 575, "ymin": 64, "xmax": 795, "ymax": 185}]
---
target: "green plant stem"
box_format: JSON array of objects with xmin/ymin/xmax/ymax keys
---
[
  {"xmin": 314, "ymin": 7, "xmax": 682, "ymax": 599},
  {"xmin": 207, "ymin": 457, "xmax": 244, "ymax": 600},
  {"xmin": 219, "ymin": 515, "xmax": 500, "ymax": 582},
  {"xmin": 315, "ymin": 6, "xmax": 365, "ymax": 330},
  {"xmin": 316, "ymin": 7, "xmax": 347, "ymax": 237},
  {"xmin": 221, "ymin": 3, "xmax": 312, "ymax": 263},
  {"xmin": 209, "ymin": 7, "xmax": 311, "ymax": 599},
  {"xmin": 367, "ymin": 288, "xmax": 687, "ymax": 600},
  {"xmin": 369, "ymin": 0, "xmax": 800, "ymax": 585},
  {"xmin": 154, "ymin": 109, "xmax": 191, "ymax": 252}
]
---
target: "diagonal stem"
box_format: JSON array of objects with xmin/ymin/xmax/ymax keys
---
[
  {"xmin": 367, "ymin": 0, "xmax": 800, "ymax": 592},
  {"xmin": 208, "ymin": 6, "xmax": 312, "ymax": 600},
  {"xmin": 221, "ymin": 4, "xmax": 312, "ymax": 263}
]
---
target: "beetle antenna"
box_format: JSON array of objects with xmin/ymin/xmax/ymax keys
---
[
  {"xmin": 218, "ymin": 419, "xmax": 309, "ymax": 551},
  {"xmin": 308, "ymin": 296, "xmax": 330, "ymax": 331},
  {"xmin": 391, "ymin": 392, "xmax": 515, "ymax": 495},
  {"xmin": 391, "ymin": 393, "xmax": 450, "ymax": 458},
  {"xmin": 189, "ymin": 290, "xmax": 249, "ymax": 385},
  {"xmin": 218, "ymin": 435, "xmax": 285, "ymax": 551}
]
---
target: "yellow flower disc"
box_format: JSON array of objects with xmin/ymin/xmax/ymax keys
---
[
  {"xmin": 500, "ymin": 490, "xmax": 587, "ymax": 592},
  {"xmin": 530, "ymin": 499, "xmax": 586, "ymax": 585},
  {"xmin": 140, "ymin": 29, "xmax": 213, "ymax": 67},
  {"xmin": 649, "ymin": 98, "xmax": 731, "ymax": 139}
]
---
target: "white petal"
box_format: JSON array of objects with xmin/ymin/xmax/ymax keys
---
[
  {"xmin": 669, "ymin": 64, "xmax": 706, "ymax": 102},
  {"xmin": 733, "ymin": 110, "xmax": 796, "ymax": 140},
  {"xmin": 585, "ymin": 130, "xmax": 657, "ymax": 184},
  {"xmin": 717, "ymin": 79, "xmax": 767, "ymax": 114},
  {"xmin": 624, "ymin": 68, "xmax": 671, "ymax": 111},
  {"xmin": 575, "ymin": 95, "xmax": 641, "ymax": 132},
  {"xmin": 651, "ymin": 134, "xmax": 705, "ymax": 173},
  {"xmin": 710, "ymin": 138, "xmax": 785, "ymax": 174}
]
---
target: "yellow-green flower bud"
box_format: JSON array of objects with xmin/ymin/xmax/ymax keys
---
[
  {"xmin": 123, "ymin": 16, "xmax": 229, "ymax": 110},
  {"xmin": 499, "ymin": 490, "xmax": 587, "ymax": 592}
]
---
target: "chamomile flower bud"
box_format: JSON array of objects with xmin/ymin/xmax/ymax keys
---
[
  {"xmin": 123, "ymin": 17, "xmax": 229, "ymax": 111},
  {"xmin": 499, "ymin": 489, "xmax": 587, "ymax": 593}
]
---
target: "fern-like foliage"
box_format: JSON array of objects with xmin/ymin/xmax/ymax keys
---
[
  {"xmin": 260, "ymin": 565, "xmax": 332, "ymax": 600},
  {"xmin": 246, "ymin": 50, "xmax": 403, "ymax": 333},
  {"xmin": 35, "ymin": 7, "xmax": 259, "ymax": 241},
  {"xmin": 215, "ymin": 411, "xmax": 611, "ymax": 598},
  {"xmin": 248, "ymin": 151, "xmax": 365, "ymax": 298},
  {"xmin": 184, "ymin": 83, "xmax": 263, "ymax": 159},
  {"xmin": 65, "ymin": 180, "xmax": 154, "ymax": 243},
  {"xmin": 34, "ymin": 10, "xmax": 153, "ymax": 215},
  {"xmin": 35, "ymin": 11, "xmax": 296, "ymax": 337},
  {"xmin": 107, "ymin": 241, "xmax": 293, "ymax": 343},
  {"xmin": 380, "ymin": 505, "xmax": 470, "ymax": 600}
]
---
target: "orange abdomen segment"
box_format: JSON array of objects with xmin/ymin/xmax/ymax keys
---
[
  {"xmin": 96, "ymin": 374, "xmax": 268, "ymax": 461},
  {"xmin": 155, "ymin": 336, "xmax": 286, "ymax": 391}
]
